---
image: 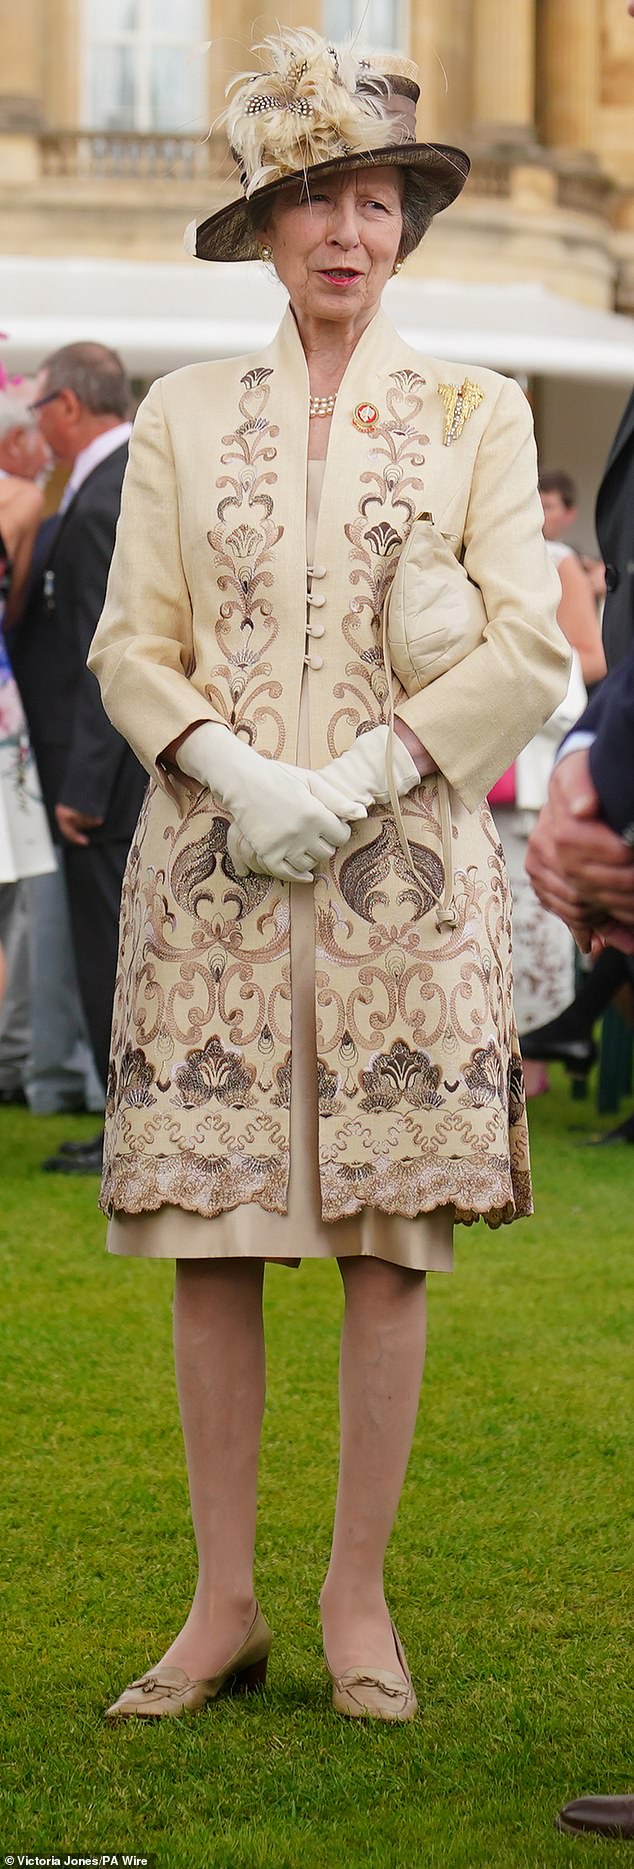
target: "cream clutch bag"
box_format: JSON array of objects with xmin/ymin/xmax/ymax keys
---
[
  {"xmin": 381, "ymin": 515, "xmax": 488, "ymax": 928},
  {"xmin": 383, "ymin": 512, "xmax": 487, "ymax": 695}
]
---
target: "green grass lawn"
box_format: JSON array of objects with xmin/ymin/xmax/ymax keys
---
[{"xmin": 1, "ymin": 1075, "xmax": 632, "ymax": 1869}]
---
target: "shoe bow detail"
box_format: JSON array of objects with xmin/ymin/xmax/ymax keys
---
[
  {"xmin": 337, "ymin": 1669, "xmax": 410, "ymax": 1700},
  {"xmin": 326, "ymin": 1624, "xmax": 418, "ymax": 1722},
  {"xmin": 129, "ymin": 1669, "xmax": 191, "ymax": 1697},
  {"xmin": 105, "ymin": 1603, "xmax": 273, "ymax": 1721}
]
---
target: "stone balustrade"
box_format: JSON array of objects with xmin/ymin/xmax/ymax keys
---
[{"xmin": 39, "ymin": 129, "xmax": 227, "ymax": 183}]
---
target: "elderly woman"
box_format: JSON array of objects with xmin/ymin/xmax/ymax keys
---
[
  {"xmin": 89, "ymin": 29, "xmax": 568, "ymax": 1725},
  {"xmin": 0, "ymin": 375, "xmax": 54, "ymax": 894}
]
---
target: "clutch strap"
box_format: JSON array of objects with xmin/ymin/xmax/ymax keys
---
[{"xmin": 382, "ymin": 597, "xmax": 457, "ymax": 932}]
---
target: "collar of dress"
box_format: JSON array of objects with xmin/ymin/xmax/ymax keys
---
[{"xmin": 261, "ymin": 303, "xmax": 407, "ymax": 414}]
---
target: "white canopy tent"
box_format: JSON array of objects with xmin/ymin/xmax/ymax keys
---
[{"xmin": 2, "ymin": 255, "xmax": 634, "ymax": 383}]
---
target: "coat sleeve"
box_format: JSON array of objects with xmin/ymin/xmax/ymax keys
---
[
  {"xmin": 87, "ymin": 379, "xmax": 225, "ymax": 795},
  {"xmin": 395, "ymin": 376, "xmax": 571, "ymax": 811},
  {"xmin": 585, "ymin": 651, "xmax": 634, "ymax": 835}
]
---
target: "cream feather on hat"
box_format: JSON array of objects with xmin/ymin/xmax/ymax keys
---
[{"xmin": 186, "ymin": 27, "xmax": 469, "ymax": 264}]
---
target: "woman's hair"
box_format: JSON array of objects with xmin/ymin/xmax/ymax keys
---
[
  {"xmin": 537, "ymin": 468, "xmax": 578, "ymax": 509},
  {"xmin": 398, "ymin": 170, "xmax": 434, "ymax": 259},
  {"xmin": 40, "ymin": 342, "xmax": 131, "ymax": 419},
  {"xmin": 247, "ymin": 162, "xmax": 432, "ymax": 262}
]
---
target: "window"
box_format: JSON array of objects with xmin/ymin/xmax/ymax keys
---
[
  {"xmin": 324, "ymin": 0, "xmax": 407, "ymax": 52},
  {"xmin": 83, "ymin": 0, "xmax": 206, "ymax": 133}
]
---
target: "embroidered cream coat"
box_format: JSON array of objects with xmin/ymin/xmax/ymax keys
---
[{"xmin": 88, "ymin": 308, "xmax": 568, "ymax": 1228}]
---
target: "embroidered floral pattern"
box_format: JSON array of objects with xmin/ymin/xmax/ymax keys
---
[
  {"xmin": 170, "ymin": 817, "xmax": 272, "ymax": 920},
  {"xmin": 460, "ymin": 1037, "xmax": 505, "ymax": 1108},
  {"xmin": 272, "ymin": 1053, "xmax": 292, "ymax": 1107},
  {"xmin": 317, "ymin": 1058, "xmax": 341, "ymax": 1115},
  {"xmin": 330, "ymin": 368, "xmax": 429, "ymax": 755},
  {"xmin": 338, "ymin": 818, "xmax": 445, "ymax": 925},
  {"xmin": 508, "ymin": 1055, "xmax": 526, "ymax": 1128},
  {"xmin": 359, "ymin": 1038, "xmax": 444, "ymax": 1113},
  {"xmin": 117, "ymin": 1044, "xmax": 157, "ymax": 1109},
  {"xmin": 204, "ymin": 366, "xmax": 287, "ymax": 756},
  {"xmin": 173, "ymin": 1033, "xmax": 257, "ymax": 1109}
]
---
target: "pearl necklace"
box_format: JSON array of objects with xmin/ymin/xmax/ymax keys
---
[{"xmin": 309, "ymin": 393, "xmax": 337, "ymax": 418}]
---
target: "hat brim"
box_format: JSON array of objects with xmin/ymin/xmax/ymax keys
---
[{"xmin": 192, "ymin": 141, "xmax": 470, "ymax": 264}]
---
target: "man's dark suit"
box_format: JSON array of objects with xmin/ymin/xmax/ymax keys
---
[
  {"xmin": 566, "ymin": 387, "xmax": 634, "ymax": 837},
  {"xmin": 8, "ymin": 445, "xmax": 147, "ymax": 1087},
  {"xmin": 580, "ymin": 651, "xmax": 634, "ymax": 835},
  {"xmin": 595, "ymin": 387, "xmax": 634, "ymax": 668}
]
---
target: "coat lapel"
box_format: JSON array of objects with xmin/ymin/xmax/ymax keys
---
[
  {"xmin": 598, "ymin": 386, "xmax": 634, "ymax": 487},
  {"xmin": 46, "ymin": 445, "xmax": 129, "ymax": 572}
]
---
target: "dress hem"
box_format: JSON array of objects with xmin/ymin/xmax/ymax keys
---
[{"xmin": 100, "ymin": 1157, "xmax": 532, "ymax": 1230}]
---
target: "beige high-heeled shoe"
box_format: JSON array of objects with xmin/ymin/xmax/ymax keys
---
[
  {"xmin": 326, "ymin": 1622, "xmax": 418, "ymax": 1722},
  {"xmin": 105, "ymin": 1602, "xmax": 272, "ymax": 1721}
]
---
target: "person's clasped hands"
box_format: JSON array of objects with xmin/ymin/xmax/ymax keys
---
[
  {"xmin": 177, "ymin": 722, "xmax": 421, "ymax": 882},
  {"xmin": 176, "ymin": 720, "xmax": 362, "ymax": 882},
  {"xmin": 525, "ymin": 748, "xmax": 634, "ymax": 956}
]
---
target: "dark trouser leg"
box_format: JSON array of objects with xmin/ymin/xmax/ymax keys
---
[
  {"xmin": 25, "ymin": 859, "xmax": 104, "ymax": 1112},
  {"xmin": 520, "ymin": 946, "xmax": 632, "ymax": 1071},
  {"xmin": 565, "ymin": 947, "xmax": 630, "ymax": 1035},
  {"xmin": 62, "ymin": 840, "xmax": 129, "ymax": 1091}
]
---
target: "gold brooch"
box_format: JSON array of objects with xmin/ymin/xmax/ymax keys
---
[
  {"xmin": 352, "ymin": 401, "xmax": 379, "ymax": 432},
  {"xmin": 438, "ymin": 379, "xmax": 484, "ymax": 446}
]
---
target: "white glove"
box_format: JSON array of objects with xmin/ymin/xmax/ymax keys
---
[
  {"xmin": 177, "ymin": 723, "xmax": 361, "ymax": 883},
  {"xmin": 226, "ymin": 727, "xmax": 419, "ymax": 878},
  {"xmin": 303, "ymin": 724, "xmax": 420, "ymax": 810}
]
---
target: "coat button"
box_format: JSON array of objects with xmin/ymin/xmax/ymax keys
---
[
  {"xmin": 605, "ymin": 563, "xmax": 619, "ymax": 592},
  {"xmin": 304, "ymin": 654, "xmax": 324, "ymax": 670},
  {"xmin": 310, "ymin": 564, "xmax": 327, "ymax": 578},
  {"xmin": 308, "ymin": 591, "xmax": 326, "ymax": 607},
  {"xmin": 306, "ymin": 621, "xmax": 325, "ymax": 638}
]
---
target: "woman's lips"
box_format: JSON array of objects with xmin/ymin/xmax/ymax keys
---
[{"xmin": 319, "ymin": 268, "xmax": 363, "ymax": 287}]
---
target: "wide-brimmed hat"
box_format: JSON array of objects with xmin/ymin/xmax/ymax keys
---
[{"xmin": 186, "ymin": 28, "xmax": 470, "ymax": 265}]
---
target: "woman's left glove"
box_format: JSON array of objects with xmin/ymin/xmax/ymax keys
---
[{"xmin": 303, "ymin": 724, "xmax": 420, "ymax": 810}]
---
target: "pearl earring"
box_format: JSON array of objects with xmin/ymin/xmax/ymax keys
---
[
  {"xmin": 259, "ymin": 244, "xmax": 272, "ymax": 262},
  {"xmin": 392, "ymin": 258, "xmax": 403, "ymax": 275}
]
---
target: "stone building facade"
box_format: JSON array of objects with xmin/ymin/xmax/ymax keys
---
[{"xmin": 1, "ymin": 0, "xmax": 633, "ymax": 313}]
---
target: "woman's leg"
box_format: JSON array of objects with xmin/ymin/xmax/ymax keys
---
[
  {"xmin": 156, "ymin": 1258, "xmax": 266, "ymax": 1678},
  {"xmin": 320, "ymin": 1256, "xmax": 427, "ymax": 1679}
]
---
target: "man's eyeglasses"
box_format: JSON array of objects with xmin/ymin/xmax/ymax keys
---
[{"xmin": 28, "ymin": 390, "xmax": 63, "ymax": 414}]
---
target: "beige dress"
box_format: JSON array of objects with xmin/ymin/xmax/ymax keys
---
[{"xmin": 107, "ymin": 460, "xmax": 453, "ymax": 1272}]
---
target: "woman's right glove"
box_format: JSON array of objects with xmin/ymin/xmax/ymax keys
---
[{"xmin": 176, "ymin": 723, "xmax": 363, "ymax": 883}]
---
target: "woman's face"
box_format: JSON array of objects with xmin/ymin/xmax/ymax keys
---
[{"xmin": 265, "ymin": 167, "xmax": 404, "ymax": 331}]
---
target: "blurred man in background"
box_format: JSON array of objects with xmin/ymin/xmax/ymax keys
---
[{"xmin": 10, "ymin": 343, "xmax": 147, "ymax": 1172}]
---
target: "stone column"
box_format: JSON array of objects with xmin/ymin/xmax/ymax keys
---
[
  {"xmin": 410, "ymin": 0, "xmax": 472, "ymax": 142},
  {"xmin": 43, "ymin": 0, "xmax": 82, "ymax": 130},
  {"xmin": 0, "ymin": 0, "xmax": 44, "ymax": 180},
  {"xmin": 538, "ymin": 0, "xmax": 597, "ymax": 152},
  {"xmin": 207, "ymin": 0, "xmax": 324, "ymax": 135},
  {"xmin": 472, "ymin": 0, "xmax": 536, "ymax": 142}
]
